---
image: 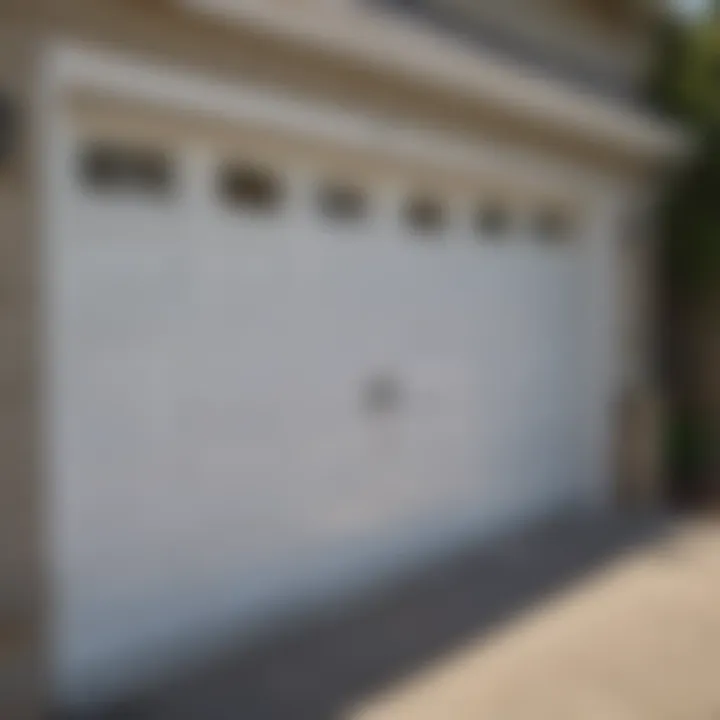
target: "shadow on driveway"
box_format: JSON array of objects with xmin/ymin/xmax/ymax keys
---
[{"xmin": 63, "ymin": 511, "xmax": 672, "ymax": 720}]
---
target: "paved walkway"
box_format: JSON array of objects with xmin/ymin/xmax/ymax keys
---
[{"xmin": 74, "ymin": 513, "xmax": 720, "ymax": 720}]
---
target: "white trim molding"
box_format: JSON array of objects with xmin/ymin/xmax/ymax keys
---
[
  {"xmin": 48, "ymin": 42, "xmax": 611, "ymax": 205},
  {"xmin": 179, "ymin": 0, "xmax": 689, "ymax": 163}
]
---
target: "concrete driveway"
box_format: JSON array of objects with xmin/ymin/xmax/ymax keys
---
[
  {"xmin": 353, "ymin": 519, "xmax": 720, "ymax": 720},
  {"xmin": 72, "ymin": 513, "xmax": 720, "ymax": 720}
]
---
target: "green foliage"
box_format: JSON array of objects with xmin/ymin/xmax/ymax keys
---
[
  {"xmin": 661, "ymin": 132, "xmax": 720, "ymax": 298},
  {"xmin": 654, "ymin": 10, "xmax": 720, "ymax": 502},
  {"xmin": 652, "ymin": 16, "xmax": 720, "ymax": 302},
  {"xmin": 652, "ymin": 21, "xmax": 720, "ymax": 127}
]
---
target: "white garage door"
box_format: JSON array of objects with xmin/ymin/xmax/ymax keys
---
[{"xmin": 47, "ymin": 105, "xmax": 589, "ymax": 701}]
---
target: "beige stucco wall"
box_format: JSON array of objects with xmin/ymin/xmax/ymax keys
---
[
  {"xmin": 0, "ymin": 14, "xmax": 43, "ymax": 720},
  {"xmin": 185, "ymin": 0, "xmax": 652, "ymax": 92},
  {"xmin": 614, "ymin": 191, "xmax": 667, "ymax": 508},
  {"xmin": 424, "ymin": 0, "xmax": 653, "ymax": 92}
]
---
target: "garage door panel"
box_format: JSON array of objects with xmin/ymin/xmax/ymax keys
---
[{"xmin": 49, "ymin": 119, "xmax": 590, "ymax": 701}]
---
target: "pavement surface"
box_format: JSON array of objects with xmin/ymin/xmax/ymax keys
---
[
  {"xmin": 354, "ymin": 517, "xmax": 720, "ymax": 720},
  {"xmin": 66, "ymin": 512, "xmax": 720, "ymax": 720}
]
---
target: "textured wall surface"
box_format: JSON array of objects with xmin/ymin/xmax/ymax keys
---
[{"xmin": 0, "ymin": 16, "xmax": 43, "ymax": 720}]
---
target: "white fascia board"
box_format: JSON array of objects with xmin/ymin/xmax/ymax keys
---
[
  {"xmin": 48, "ymin": 42, "xmax": 616, "ymax": 202},
  {"xmin": 179, "ymin": 0, "xmax": 689, "ymax": 163}
]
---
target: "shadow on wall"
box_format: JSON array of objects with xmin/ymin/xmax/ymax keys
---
[{"xmin": 55, "ymin": 511, "xmax": 672, "ymax": 720}]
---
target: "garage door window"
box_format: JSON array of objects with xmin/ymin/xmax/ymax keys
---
[
  {"xmin": 531, "ymin": 207, "xmax": 574, "ymax": 245},
  {"xmin": 318, "ymin": 182, "xmax": 367, "ymax": 224},
  {"xmin": 218, "ymin": 164, "xmax": 284, "ymax": 214},
  {"xmin": 475, "ymin": 203, "xmax": 511, "ymax": 241},
  {"xmin": 79, "ymin": 141, "xmax": 175, "ymax": 197},
  {"xmin": 404, "ymin": 196, "xmax": 446, "ymax": 237}
]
